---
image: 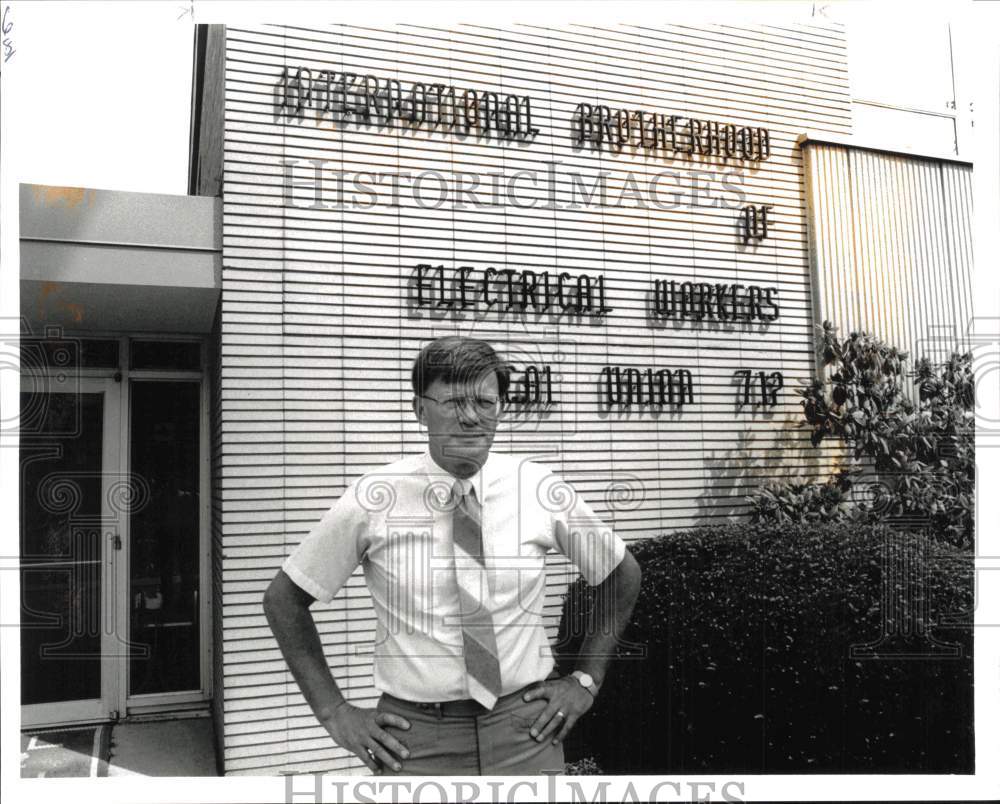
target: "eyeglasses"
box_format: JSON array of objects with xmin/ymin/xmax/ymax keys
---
[{"xmin": 417, "ymin": 393, "xmax": 503, "ymax": 417}]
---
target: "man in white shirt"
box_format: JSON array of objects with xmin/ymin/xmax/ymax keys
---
[{"xmin": 263, "ymin": 336, "xmax": 642, "ymax": 775}]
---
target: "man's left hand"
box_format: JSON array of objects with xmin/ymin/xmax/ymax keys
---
[{"xmin": 521, "ymin": 675, "xmax": 594, "ymax": 745}]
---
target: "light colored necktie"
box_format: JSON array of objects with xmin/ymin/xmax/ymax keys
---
[{"xmin": 450, "ymin": 478, "xmax": 502, "ymax": 709}]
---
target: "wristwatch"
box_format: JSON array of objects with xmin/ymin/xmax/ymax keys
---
[{"xmin": 571, "ymin": 670, "xmax": 599, "ymax": 698}]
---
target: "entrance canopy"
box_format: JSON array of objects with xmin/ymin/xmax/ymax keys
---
[{"xmin": 19, "ymin": 184, "xmax": 220, "ymax": 333}]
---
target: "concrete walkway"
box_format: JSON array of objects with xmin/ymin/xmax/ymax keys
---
[
  {"xmin": 107, "ymin": 715, "xmax": 219, "ymax": 776},
  {"xmin": 20, "ymin": 724, "xmax": 110, "ymax": 777}
]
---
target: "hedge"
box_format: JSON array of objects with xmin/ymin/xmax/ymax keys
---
[{"xmin": 554, "ymin": 522, "xmax": 974, "ymax": 773}]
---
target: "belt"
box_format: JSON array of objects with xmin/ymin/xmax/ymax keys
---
[{"xmin": 381, "ymin": 679, "xmax": 545, "ymax": 718}]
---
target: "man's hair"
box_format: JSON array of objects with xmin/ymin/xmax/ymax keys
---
[{"xmin": 411, "ymin": 336, "xmax": 511, "ymax": 398}]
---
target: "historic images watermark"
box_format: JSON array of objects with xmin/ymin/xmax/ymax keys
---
[
  {"xmin": 913, "ymin": 317, "xmax": 1000, "ymax": 629},
  {"xmin": 281, "ymin": 159, "xmax": 749, "ymax": 213},
  {"xmin": 349, "ymin": 452, "xmax": 647, "ymax": 659},
  {"xmin": 6, "ymin": 322, "xmax": 152, "ymax": 662},
  {"xmin": 2, "ymin": 320, "xmax": 83, "ymax": 445},
  {"xmin": 283, "ymin": 771, "xmax": 747, "ymax": 803}
]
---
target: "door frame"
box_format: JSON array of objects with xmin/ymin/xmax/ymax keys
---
[
  {"xmin": 19, "ymin": 374, "xmax": 122, "ymax": 729},
  {"xmin": 20, "ymin": 334, "xmax": 211, "ymax": 728},
  {"xmin": 122, "ymin": 341, "xmax": 211, "ymax": 713}
]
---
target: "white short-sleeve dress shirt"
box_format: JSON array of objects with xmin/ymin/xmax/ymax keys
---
[{"xmin": 282, "ymin": 449, "xmax": 628, "ymax": 702}]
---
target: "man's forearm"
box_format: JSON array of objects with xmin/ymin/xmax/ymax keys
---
[
  {"xmin": 264, "ymin": 587, "xmax": 347, "ymax": 725},
  {"xmin": 574, "ymin": 551, "xmax": 641, "ymax": 688}
]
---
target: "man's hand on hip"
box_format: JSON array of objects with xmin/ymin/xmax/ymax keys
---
[
  {"xmin": 321, "ymin": 702, "xmax": 412, "ymax": 773},
  {"xmin": 521, "ymin": 676, "xmax": 594, "ymax": 745}
]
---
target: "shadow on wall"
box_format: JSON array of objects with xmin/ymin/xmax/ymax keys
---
[{"xmin": 698, "ymin": 414, "xmax": 839, "ymax": 521}]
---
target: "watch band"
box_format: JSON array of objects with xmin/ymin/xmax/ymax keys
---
[{"xmin": 571, "ymin": 670, "xmax": 599, "ymax": 697}]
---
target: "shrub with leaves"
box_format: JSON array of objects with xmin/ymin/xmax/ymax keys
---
[
  {"xmin": 564, "ymin": 756, "xmax": 603, "ymax": 775},
  {"xmin": 748, "ymin": 322, "xmax": 975, "ymax": 547},
  {"xmin": 555, "ymin": 522, "xmax": 973, "ymax": 774},
  {"xmin": 747, "ymin": 468, "xmax": 858, "ymax": 524}
]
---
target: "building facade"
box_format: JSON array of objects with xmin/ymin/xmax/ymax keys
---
[{"xmin": 19, "ymin": 22, "xmax": 973, "ymax": 776}]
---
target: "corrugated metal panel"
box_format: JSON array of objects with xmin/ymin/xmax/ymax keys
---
[
  {"xmin": 191, "ymin": 25, "xmax": 227, "ymax": 197},
  {"xmin": 217, "ymin": 23, "xmax": 851, "ymax": 775},
  {"xmin": 802, "ymin": 142, "xmax": 974, "ymax": 388},
  {"xmin": 209, "ymin": 310, "xmax": 225, "ymax": 774}
]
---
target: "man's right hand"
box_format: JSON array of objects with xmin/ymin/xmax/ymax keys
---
[{"xmin": 321, "ymin": 702, "xmax": 412, "ymax": 773}]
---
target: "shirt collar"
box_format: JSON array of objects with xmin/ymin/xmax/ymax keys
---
[{"xmin": 422, "ymin": 448, "xmax": 490, "ymax": 502}]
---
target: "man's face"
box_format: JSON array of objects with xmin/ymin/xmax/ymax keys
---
[{"xmin": 413, "ymin": 369, "xmax": 501, "ymax": 479}]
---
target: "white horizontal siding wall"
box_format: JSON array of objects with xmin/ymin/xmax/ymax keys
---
[
  {"xmin": 802, "ymin": 142, "xmax": 974, "ymax": 392},
  {"xmin": 218, "ymin": 23, "xmax": 851, "ymax": 775}
]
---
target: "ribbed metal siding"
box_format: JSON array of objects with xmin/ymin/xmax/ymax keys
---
[
  {"xmin": 209, "ymin": 311, "xmax": 225, "ymax": 774},
  {"xmin": 217, "ymin": 23, "xmax": 851, "ymax": 775},
  {"xmin": 802, "ymin": 143, "xmax": 974, "ymax": 378}
]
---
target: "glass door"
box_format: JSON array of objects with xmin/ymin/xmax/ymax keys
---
[
  {"xmin": 127, "ymin": 380, "xmax": 202, "ymax": 698},
  {"xmin": 20, "ymin": 376, "xmax": 122, "ymax": 727}
]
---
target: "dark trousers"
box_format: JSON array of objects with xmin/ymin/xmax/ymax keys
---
[{"xmin": 373, "ymin": 682, "xmax": 565, "ymax": 775}]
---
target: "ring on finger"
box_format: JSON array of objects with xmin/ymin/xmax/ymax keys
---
[{"xmin": 554, "ymin": 710, "xmax": 565, "ymax": 719}]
